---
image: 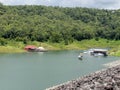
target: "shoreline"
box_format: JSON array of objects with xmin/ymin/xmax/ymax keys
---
[
  {"xmin": 46, "ymin": 61, "xmax": 120, "ymax": 90},
  {"xmin": 104, "ymin": 60, "xmax": 120, "ymax": 68},
  {"xmin": 0, "ymin": 46, "xmax": 26, "ymax": 53},
  {"xmin": 0, "ymin": 39, "xmax": 120, "ymax": 56}
]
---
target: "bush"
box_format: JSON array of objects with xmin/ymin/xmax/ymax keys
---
[{"xmin": 0, "ymin": 38, "xmax": 7, "ymax": 45}]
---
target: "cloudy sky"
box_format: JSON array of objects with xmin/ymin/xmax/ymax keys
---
[{"xmin": 0, "ymin": 0, "xmax": 120, "ymax": 9}]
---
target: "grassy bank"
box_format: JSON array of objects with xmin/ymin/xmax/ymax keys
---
[
  {"xmin": 0, "ymin": 46, "xmax": 25, "ymax": 53},
  {"xmin": 0, "ymin": 39, "xmax": 120, "ymax": 56}
]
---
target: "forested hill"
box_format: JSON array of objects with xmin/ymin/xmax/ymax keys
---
[{"xmin": 0, "ymin": 4, "xmax": 120, "ymax": 44}]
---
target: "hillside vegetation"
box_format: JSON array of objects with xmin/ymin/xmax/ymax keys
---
[{"xmin": 0, "ymin": 4, "xmax": 120, "ymax": 54}]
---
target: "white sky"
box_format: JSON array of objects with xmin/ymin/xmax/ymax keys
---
[{"xmin": 0, "ymin": 0, "xmax": 120, "ymax": 9}]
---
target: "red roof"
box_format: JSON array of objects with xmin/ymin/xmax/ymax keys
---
[{"xmin": 24, "ymin": 45, "xmax": 37, "ymax": 50}]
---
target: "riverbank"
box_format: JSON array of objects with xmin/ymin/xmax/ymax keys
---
[
  {"xmin": 0, "ymin": 46, "xmax": 25, "ymax": 53},
  {"xmin": 0, "ymin": 39, "xmax": 120, "ymax": 55},
  {"xmin": 46, "ymin": 64, "xmax": 120, "ymax": 90}
]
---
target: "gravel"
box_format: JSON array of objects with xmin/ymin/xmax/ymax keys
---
[{"xmin": 46, "ymin": 65, "xmax": 120, "ymax": 90}]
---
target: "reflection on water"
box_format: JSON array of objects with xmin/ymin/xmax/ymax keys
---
[{"xmin": 0, "ymin": 50, "xmax": 119, "ymax": 90}]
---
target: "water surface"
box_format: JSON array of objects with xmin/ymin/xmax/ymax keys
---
[{"xmin": 0, "ymin": 50, "xmax": 119, "ymax": 90}]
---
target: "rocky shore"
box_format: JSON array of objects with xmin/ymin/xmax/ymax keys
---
[
  {"xmin": 104, "ymin": 60, "xmax": 120, "ymax": 67},
  {"xmin": 46, "ymin": 65, "xmax": 120, "ymax": 90}
]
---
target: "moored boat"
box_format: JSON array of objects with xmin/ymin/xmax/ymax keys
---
[{"xmin": 24, "ymin": 45, "xmax": 47, "ymax": 52}]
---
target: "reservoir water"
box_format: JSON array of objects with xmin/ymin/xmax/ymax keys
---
[{"xmin": 0, "ymin": 50, "xmax": 119, "ymax": 90}]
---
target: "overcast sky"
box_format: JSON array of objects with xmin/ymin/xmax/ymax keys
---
[{"xmin": 0, "ymin": 0, "xmax": 120, "ymax": 9}]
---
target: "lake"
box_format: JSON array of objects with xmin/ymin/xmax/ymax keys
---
[{"xmin": 0, "ymin": 50, "xmax": 119, "ymax": 90}]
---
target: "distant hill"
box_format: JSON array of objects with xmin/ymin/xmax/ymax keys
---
[{"xmin": 0, "ymin": 5, "xmax": 120, "ymax": 44}]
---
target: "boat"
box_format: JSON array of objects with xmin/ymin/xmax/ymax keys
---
[
  {"xmin": 35, "ymin": 47, "xmax": 47, "ymax": 52},
  {"xmin": 78, "ymin": 53, "xmax": 83, "ymax": 60},
  {"xmin": 25, "ymin": 45, "xmax": 47, "ymax": 52},
  {"xmin": 78, "ymin": 55, "xmax": 83, "ymax": 60},
  {"xmin": 88, "ymin": 48, "xmax": 108, "ymax": 56}
]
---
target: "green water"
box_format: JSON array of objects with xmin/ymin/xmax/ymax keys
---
[{"xmin": 0, "ymin": 50, "xmax": 119, "ymax": 90}]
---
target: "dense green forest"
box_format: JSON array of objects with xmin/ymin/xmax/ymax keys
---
[{"xmin": 0, "ymin": 3, "xmax": 120, "ymax": 45}]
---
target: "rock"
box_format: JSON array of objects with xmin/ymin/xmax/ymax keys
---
[{"xmin": 46, "ymin": 65, "xmax": 120, "ymax": 90}]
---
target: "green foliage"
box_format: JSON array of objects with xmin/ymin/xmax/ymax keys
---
[
  {"xmin": 0, "ymin": 5, "xmax": 120, "ymax": 44},
  {"xmin": 0, "ymin": 38, "xmax": 7, "ymax": 45}
]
